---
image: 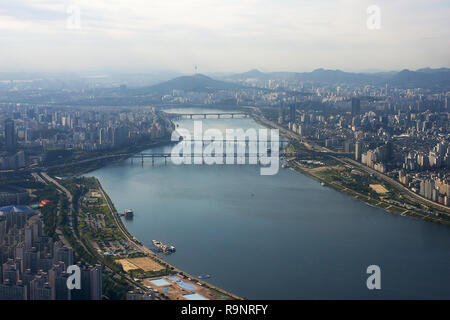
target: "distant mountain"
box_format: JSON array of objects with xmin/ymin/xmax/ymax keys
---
[
  {"xmin": 223, "ymin": 68, "xmax": 450, "ymax": 89},
  {"xmin": 130, "ymin": 73, "xmax": 244, "ymax": 95},
  {"xmin": 416, "ymin": 67, "xmax": 450, "ymax": 73},
  {"xmin": 128, "ymin": 68, "xmax": 450, "ymax": 94},
  {"xmin": 300, "ymin": 68, "xmax": 388, "ymax": 83},
  {"xmin": 224, "ymin": 68, "xmax": 390, "ymax": 85},
  {"xmin": 389, "ymin": 69, "xmax": 450, "ymax": 89},
  {"xmin": 228, "ymin": 69, "xmax": 268, "ymax": 80}
]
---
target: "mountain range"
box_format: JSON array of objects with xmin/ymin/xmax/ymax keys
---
[
  {"xmin": 129, "ymin": 73, "xmax": 244, "ymax": 95},
  {"xmin": 220, "ymin": 68, "xmax": 450, "ymax": 89},
  {"xmin": 124, "ymin": 68, "xmax": 450, "ymax": 95},
  {"xmin": 1, "ymin": 68, "xmax": 448, "ymax": 106}
]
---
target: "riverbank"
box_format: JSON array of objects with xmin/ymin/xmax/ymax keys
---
[
  {"xmin": 41, "ymin": 112, "xmax": 242, "ymax": 299},
  {"xmin": 288, "ymin": 160, "xmax": 449, "ymax": 226},
  {"xmin": 48, "ymin": 138, "xmax": 176, "ymax": 177},
  {"xmin": 85, "ymin": 111, "xmax": 450, "ymax": 299},
  {"xmin": 250, "ymin": 112, "xmax": 450, "ymax": 227},
  {"xmin": 95, "ymin": 177, "xmax": 243, "ymax": 300}
]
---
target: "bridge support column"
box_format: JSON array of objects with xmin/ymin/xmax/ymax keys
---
[
  {"xmin": 190, "ymin": 114, "xmax": 193, "ymax": 119},
  {"xmin": 217, "ymin": 114, "xmax": 220, "ymax": 119},
  {"xmin": 141, "ymin": 154, "xmax": 144, "ymax": 166},
  {"xmin": 152, "ymin": 155, "xmax": 154, "ymax": 166},
  {"xmin": 204, "ymin": 114, "xmax": 206, "ymax": 119},
  {"xmin": 231, "ymin": 114, "xmax": 234, "ymax": 118},
  {"xmin": 165, "ymin": 156, "xmax": 167, "ymax": 165}
]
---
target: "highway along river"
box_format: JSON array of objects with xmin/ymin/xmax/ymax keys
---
[{"xmin": 88, "ymin": 108, "xmax": 450, "ymax": 299}]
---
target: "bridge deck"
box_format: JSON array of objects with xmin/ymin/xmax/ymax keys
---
[{"xmin": 166, "ymin": 112, "xmax": 249, "ymax": 118}]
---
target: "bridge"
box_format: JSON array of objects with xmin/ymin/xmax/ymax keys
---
[
  {"xmin": 166, "ymin": 112, "xmax": 248, "ymax": 119},
  {"xmin": 174, "ymin": 139, "xmax": 289, "ymax": 147},
  {"xmin": 127, "ymin": 152, "xmax": 298, "ymax": 165},
  {"xmin": 40, "ymin": 151, "xmax": 298, "ymax": 170}
]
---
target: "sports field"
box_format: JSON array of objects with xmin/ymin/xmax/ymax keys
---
[
  {"xmin": 369, "ymin": 184, "xmax": 389, "ymax": 194},
  {"xmin": 117, "ymin": 257, "xmax": 164, "ymax": 272}
]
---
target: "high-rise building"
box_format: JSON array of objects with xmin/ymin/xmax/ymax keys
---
[
  {"xmin": 351, "ymin": 98, "xmax": 360, "ymax": 116},
  {"xmin": 4, "ymin": 119, "xmax": 17, "ymax": 152},
  {"xmin": 71, "ymin": 264, "xmax": 102, "ymax": 300},
  {"xmin": 0, "ymin": 209, "xmax": 102, "ymax": 300},
  {"xmin": 278, "ymin": 107, "xmax": 284, "ymax": 124},
  {"xmin": 355, "ymin": 141, "xmax": 362, "ymax": 161},
  {"xmin": 0, "ymin": 281, "xmax": 27, "ymax": 300},
  {"xmin": 90, "ymin": 265, "xmax": 102, "ymax": 300},
  {"xmin": 53, "ymin": 242, "xmax": 73, "ymax": 267},
  {"xmin": 29, "ymin": 272, "xmax": 55, "ymax": 300},
  {"xmin": 289, "ymin": 105, "xmax": 296, "ymax": 124},
  {"xmin": 48, "ymin": 262, "xmax": 71, "ymax": 300},
  {"xmin": 344, "ymin": 140, "xmax": 354, "ymax": 153}
]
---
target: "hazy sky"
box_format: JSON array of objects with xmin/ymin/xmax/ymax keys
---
[{"xmin": 1, "ymin": 0, "xmax": 449, "ymax": 73}]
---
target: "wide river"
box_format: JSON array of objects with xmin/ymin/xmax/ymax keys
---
[{"xmin": 89, "ymin": 108, "xmax": 450, "ymax": 299}]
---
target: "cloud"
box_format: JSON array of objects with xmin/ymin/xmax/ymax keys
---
[{"xmin": 0, "ymin": 0, "xmax": 449, "ymax": 72}]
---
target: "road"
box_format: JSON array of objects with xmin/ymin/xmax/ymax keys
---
[
  {"xmin": 96, "ymin": 179, "xmax": 242, "ymax": 299},
  {"xmin": 97, "ymin": 181, "xmax": 151, "ymax": 254},
  {"xmin": 37, "ymin": 172, "xmax": 72, "ymax": 247},
  {"xmin": 41, "ymin": 172, "xmax": 153, "ymax": 294},
  {"xmin": 24, "ymin": 138, "xmax": 176, "ymax": 173},
  {"xmin": 339, "ymin": 157, "xmax": 450, "ymax": 215},
  {"xmin": 251, "ymin": 109, "xmax": 338, "ymax": 153},
  {"xmin": 31, "ymin": 172, "xmax": 47, "ymax": 185},
  {"xmin": 40, "ymin": 172, "xmax": 92, "ymax": 252},
  {"xmin": 251, "ymin": 110, "xmax": 450, "ymax": 215}
]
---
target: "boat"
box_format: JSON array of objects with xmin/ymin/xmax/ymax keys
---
[
  {"xmin": 321, "ymin": 182, "xmax": 326, "ymax": 186},
  {"xmin": 123, "ymin": 209, "xmax": 134, "ymax": 219},
  {"xmin": 152, "ymin": 240, "xmax": 176, "ymax": 254},
  {"xmin": 198, "ymin": 274, "xmax": 211, "ymax": 279}
]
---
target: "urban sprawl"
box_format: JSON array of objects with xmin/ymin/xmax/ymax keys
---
[{"xmin": 0, "ymin": 68, "xmax": 449, "ymax": 299}]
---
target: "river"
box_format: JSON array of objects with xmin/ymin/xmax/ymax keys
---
[{"xmin": 88, "ymin": 108, "xmax": 450, "ymax": 299}]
